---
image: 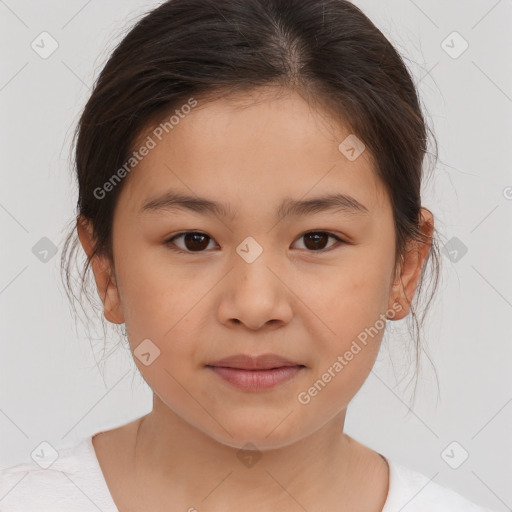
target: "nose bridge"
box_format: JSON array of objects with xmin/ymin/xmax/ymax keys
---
[
  {"xmin": 233, "ymin": 237, "xmax": 279, "ymax": 300},
  {"xmin": 217, "ymin": 237, "xmax": 293, "ymax": 329}
]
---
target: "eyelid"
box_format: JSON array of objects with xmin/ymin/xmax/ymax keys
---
[
  {"xmin": 292, "ymin": 231, "xmax": 345, "ymax": 251},
  {"xmin": 164, "ymin": 231, "xmax": 218, "ymax": 254}
]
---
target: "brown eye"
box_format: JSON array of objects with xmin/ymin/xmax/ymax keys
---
[
  {"xmin": 293, "ymin": 231, "xmax": 343, "ymax": 252},
  {"xmin": 165, "ymin": 232, "xmax": 216, "ymax": 252}
]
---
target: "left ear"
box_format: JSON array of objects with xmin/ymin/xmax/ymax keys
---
[{"xmin": 387, "ymin": 207, "xmax": 434, "ymax": 320}]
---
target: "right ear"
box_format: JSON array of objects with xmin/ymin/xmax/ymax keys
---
[{"xmin": 76, "ymin": 215, "xmax": 124, "ymax": 325}]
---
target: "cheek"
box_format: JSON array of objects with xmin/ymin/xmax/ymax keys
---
[
  {"xmin": 295, "ymin": 274, "xmax": 387, "ymax": 416},
  {"xmin": 292, "ymin": 251, "xmax": 392, "ymax": 384},
  {"xmin": 295, "ymin": 350, "xmax": 376, "ymax": 427},
  {"xmin": 116, "ymin": 241, "xmax": 198, "ymax": 324},
  {"xmin": 115, "ymin": 260, "xmax": 207, "ymax": 381},
  {"xmin": 299, "ymin": 255, "xmax": 390, "ymax": 335}
]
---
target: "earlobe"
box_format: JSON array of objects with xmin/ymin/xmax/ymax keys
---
[
  {"xmin": 76, "ymin": 215, "xmax": 125, "ymax": 325},
  {"xmin": 101, "ymin": 272, "xmax": 125, "ymax": 325},
  {"xmin": 390, "ymin": 244, "xmax": 421, "ymax": 320}
]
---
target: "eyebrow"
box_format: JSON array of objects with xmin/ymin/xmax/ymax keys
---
[{"xmin": 140, "ymin": 190, "xmax": 370, "ymax": 220}]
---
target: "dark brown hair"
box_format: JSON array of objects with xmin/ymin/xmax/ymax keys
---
[{"xmin": 60, "ymin": 0, "xmax": 441, "ymax": 406}]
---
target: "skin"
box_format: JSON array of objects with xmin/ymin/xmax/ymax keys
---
[{"xmin": 78, "ymin": 86, "xmax": 434, "ymax": 512}]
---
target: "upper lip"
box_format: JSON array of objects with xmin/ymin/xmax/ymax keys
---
[{"xmin": 206, "ymin": 353, "xmax": 304, "ymax": 370}]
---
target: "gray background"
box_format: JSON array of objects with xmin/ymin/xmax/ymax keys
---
[{"xmin": 1, "ymin": 0, "xmax": 511, "ymax": 510}]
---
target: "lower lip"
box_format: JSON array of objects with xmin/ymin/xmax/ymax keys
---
[{"xmin": 206, "ymin": 365, "xmax": 304, "ymax": 391}]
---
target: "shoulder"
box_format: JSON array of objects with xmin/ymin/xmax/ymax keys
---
[
  {"xmin": 382, "ymin": 458, "xmax": 497, "ymax": 512},
  {"xmin": 0, "ymin": 436, "xmax": 117, "ymax": 511}
]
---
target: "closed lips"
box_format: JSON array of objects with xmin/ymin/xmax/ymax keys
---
[{"xmin": 206, "ymin": 353, "xmax": 305, "ymax": 371}]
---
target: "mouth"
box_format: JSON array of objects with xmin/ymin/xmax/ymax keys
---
[
  {"xmin": 205, "ymin": 353, "xmax": 306, "ymax": 391},
  {"xmin": 206, "ymin": 353, "xmax": 305, "ymax": 370}
]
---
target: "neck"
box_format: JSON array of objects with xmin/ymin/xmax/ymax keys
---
[{"xmin": 129, "ymin": 395, "xmax": 362, "ymax": 511}]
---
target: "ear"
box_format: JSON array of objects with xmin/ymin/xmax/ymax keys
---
[
  {"xmin": 76, "ymin": 215, "xmax": 124, "ymax": 325},
  {"xmin": 387, "ymin": 208, "xmax": 434, "ymax": 320}
]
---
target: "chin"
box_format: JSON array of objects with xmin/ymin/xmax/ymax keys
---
[{"xmin": 202, "ymin": 417, "xmax": 307, "ymax": 452}]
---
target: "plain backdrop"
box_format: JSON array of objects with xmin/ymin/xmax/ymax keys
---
[{"xmin": 1, "ymin": 0, "xmax": 511, "ymax": 510}]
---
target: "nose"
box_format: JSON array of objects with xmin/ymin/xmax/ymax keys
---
[{"xmin": 216, "ymin": 255, "xmax": 293, "ymax": 331}]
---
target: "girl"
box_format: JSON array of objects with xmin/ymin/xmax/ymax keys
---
[{"xmin": 0, "ymin": 0, "xmax": 498, "ymax": 510}]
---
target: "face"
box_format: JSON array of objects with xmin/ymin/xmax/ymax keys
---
[{"xmin": 79, "ymin": 87, "xmax": 432, "ymax": 450}]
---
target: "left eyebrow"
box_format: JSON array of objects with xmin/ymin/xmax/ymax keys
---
[
  {"xmin": 140, "ymin": 190, "xmax": 370, "ymax": 220},
  {"xmin": 277, "ymin": 193, "xmax": 370, "ymax": 219}
]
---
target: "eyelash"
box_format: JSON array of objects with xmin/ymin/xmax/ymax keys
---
[{"xmin": 164, "ymin": 231, "xmax": 346, "ymax": 254}]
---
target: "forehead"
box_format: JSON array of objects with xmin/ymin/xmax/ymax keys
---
[{"xmin": 117, "ymin": 88, "xmax": 388, "ymax": 218}]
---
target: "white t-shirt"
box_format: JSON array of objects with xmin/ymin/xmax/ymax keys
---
[{"xmin": 0, "ymin": 434, "xmax": 496, "ymax": 511}]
